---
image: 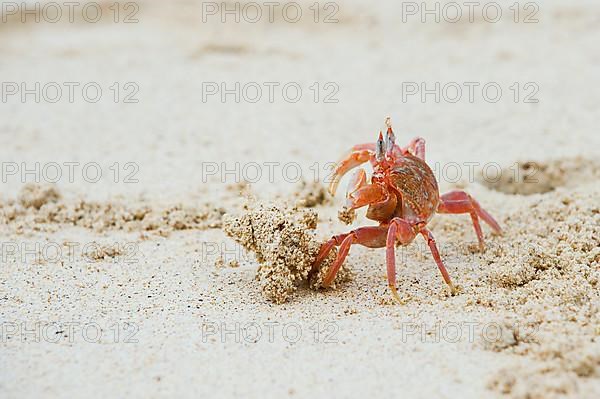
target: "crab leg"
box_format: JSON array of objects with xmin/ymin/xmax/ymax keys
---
[
  {"xmin": 315, "ymin": 226, "xmax": 389, "ymax": 287},
  {"xmin": 322, "ymin": 234, "xmax": 355, "ymax": 287},
  {"xmin": 420, "ymin": 228, "xmax": 457, "ymax": 294},
  {"xmin": 437, "ymin": 190, "xmax": 502, "ymax": 251},
  {"xmin": 385, "ymin": 217, "xmax": 419, "ymax": 302},
  {"xmin": 313, "ymin": 183, "xmax": 387, "ymax": 273},
  {"xmin": 402, "ymin": 137, "xmax": 426, "ymax": 160}
]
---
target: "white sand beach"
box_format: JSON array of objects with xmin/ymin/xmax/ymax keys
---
[{"xmin": 1, "ymin": 1, "xmax": 599, "ymax": 398}]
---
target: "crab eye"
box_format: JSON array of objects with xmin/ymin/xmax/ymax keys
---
[
  {"xmin": 385, "ymin": 129, "xmax": 395, "ymax": 156},
  {"xmin": 384, "ymin": 117, "xmax": 395, "ymax": 157},
  {"xmin": 376, "ymin": 132, "xmax": 385, "ymax": 161}
]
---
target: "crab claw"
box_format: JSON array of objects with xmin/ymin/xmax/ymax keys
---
[
  {"xmin": 328, "ymin": 149, "xmax": 373, "ymax": 196},
  {"xmin": 345, "ymin": 169, "xmax": 367, "ymax": 201}
]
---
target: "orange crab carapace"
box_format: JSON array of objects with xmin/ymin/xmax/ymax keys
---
[{"xmin": 312, "ymin": 117, "xmax": 502, "ymax": 302}]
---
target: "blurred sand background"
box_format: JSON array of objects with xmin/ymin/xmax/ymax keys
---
[{"xmin": 1, "ymin": 0, "xmax": 599, "ymax": 398}]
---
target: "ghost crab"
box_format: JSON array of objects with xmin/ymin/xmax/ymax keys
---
[{"xmin": 312, "ymin": 117, "xmax": 502, "ymax": 302}]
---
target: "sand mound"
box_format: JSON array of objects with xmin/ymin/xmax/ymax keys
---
[
  {"xmin": 18, "ymin": 183, "xmax": 61, "ymax": 209},
  {"xmin": 1, "ymin": 184, "xmax": 225, "ymax": 235},
  {"xmin": 222, "ymin": 202, "xmax": 351, "ymax": 304},
  {"xmin": 480, "ymin": 157, "xmax": 600, "ymax": 195},
  {"xmin": 466, "ymin": 187, "xmax": 600, "ymax": 397}
]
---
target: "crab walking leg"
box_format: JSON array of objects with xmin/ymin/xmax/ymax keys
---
[
  {"xmin": 385, "ymin": 218, "xmax": 418, "ymax": 303},
  {"xmin": 315, "ymin": 226, "xmax": 389, "ymax": 287},
  {"xmin": 312, "ymin": 236, "xmax": 342, "ymax": 271},
  {"xmin": 328, "ymin": 149, "xmax": 373, "ymax": 196},
  {"xmin": 437, "ymin": 190, "xmax": 503, "ymax": 250},
  {"xmin": 403, "ymin": 137, "xmax": 426, "ymax": 160},
  {"xmin": 420, "ymin": 228, "xmax": 457, "ymax": 294},
  {"xmin": 313, "ymin": 181, "xmax": 389, "ymax": 284},
  {"xmin": 322, "ymin": 234, "xmax": 355, "ymax": 287}
]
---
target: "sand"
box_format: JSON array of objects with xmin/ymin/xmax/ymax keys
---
[{"xmin": 1, "ymin": 1, "xmax": 600, "ymax": 398}]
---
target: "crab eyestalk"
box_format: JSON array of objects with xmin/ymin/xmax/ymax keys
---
[
  {"xmin": 385, "ymin": 119, "xmax": 395, "ymax": 159},
  {"xmin": 375, "ymin": 132, "xmax": 386, "ymax": 162}
]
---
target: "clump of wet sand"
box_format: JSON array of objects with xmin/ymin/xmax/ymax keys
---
[
  {"xmin": 337, "ymin": 206, "xmax": 356, "ymax": 225},
  {"xmin": 222, "ymin": 202, "xmax": 351, "ymax": 304}
]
